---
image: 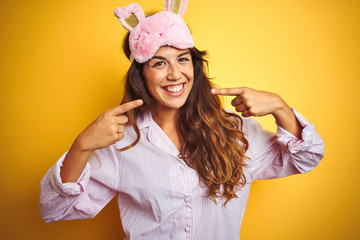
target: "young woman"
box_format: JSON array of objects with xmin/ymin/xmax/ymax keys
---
[{"xmin": 40, "ymin": 1, "xmax": 324, "ymax": 239}]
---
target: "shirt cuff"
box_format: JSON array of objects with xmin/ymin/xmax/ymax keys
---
[
  {"xmin": 49, "ymin": 152, "xmax": 91, "ymax": 196},
  {"xmin": 277, "ymin": 108, "xmax": 316, "ymax": 154}
]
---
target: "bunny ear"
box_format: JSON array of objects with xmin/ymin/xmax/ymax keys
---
[
  {"xmin": 114, "ymin": 3, "xmax": 145, "ymax": 31},
  {"xmin": 164, "ymin": 0, "xmax": 188, "ymax": 17}
]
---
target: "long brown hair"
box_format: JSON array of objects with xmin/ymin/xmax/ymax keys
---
[{"xmin": 120, "ymin": 35, "xmax": 249, "ymax": 204}]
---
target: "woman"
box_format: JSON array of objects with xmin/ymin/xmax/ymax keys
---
[{"xmin": 40, "ymin": 0, "xmax": 324, "ymax": 239}]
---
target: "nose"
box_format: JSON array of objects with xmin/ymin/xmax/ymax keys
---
[{"xmin": 167, "ymin": 64, "xmax": 181, "ymax": 81}]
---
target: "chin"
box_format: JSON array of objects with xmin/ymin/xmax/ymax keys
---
[{"xmin": 164, "ymin": 100, "xmax": 187, "ymax": 110}]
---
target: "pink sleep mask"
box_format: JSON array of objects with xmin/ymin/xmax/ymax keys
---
[{"xmin": 114, "ymin": 0, "xmax": 194, "ymax": 63}]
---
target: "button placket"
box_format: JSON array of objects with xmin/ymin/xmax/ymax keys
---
[{"xmin": 178, "ymin": 161, "xmax": 192, "ymax": 238}]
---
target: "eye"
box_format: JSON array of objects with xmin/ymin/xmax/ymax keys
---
[
  {"xmin": 179, "ymin": 57, "xmax": 190, "ymax": 63},
  {"xmin": 152, "ymin": 61, "xmax": 166, "ymax": 67}
]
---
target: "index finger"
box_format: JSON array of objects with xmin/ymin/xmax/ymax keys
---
[
  {"xmin": 211, "ymin": 88, "xmax": 244, "ymax": 96},
  {"xmin": 109, "ymin": 99, "xmax": 143, "ymax": 116}
]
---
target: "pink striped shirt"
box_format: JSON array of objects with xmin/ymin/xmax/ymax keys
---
[{"xmin": 40, "ymin": 109, "xmax": 324, "ymax": 239}]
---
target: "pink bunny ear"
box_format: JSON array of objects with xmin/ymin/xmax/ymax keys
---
[
  {"xmin": 164, "ymin": 0, "xmax": 188, "ymax": 17},
  {"xmin": 114, "ymin": 3, "xmax": 145, "ymax": 31}
]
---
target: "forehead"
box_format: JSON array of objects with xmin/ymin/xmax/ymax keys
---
[{"xmin": 153, "ymin": 46, "xmax": 190, "ymax": 57}]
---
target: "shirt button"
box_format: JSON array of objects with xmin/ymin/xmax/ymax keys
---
[
  {"xmin": 180, "ymin": 166, "xmax": 184, "ymax": 170},
  {"xmin": 185, "ymin": 227, "xmax": 190, "ymax": 232},
  {"xmin": 185, "ymin": 196, "xmax": 191, "ymax": 203}
]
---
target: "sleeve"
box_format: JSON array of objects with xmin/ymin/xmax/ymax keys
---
[
  {"xmin": 245, "ymin": 108, "xmax": 325, "ymax": 181},
  {"xmin": 39, "ymin": 147, "xmax": 118, "ymax": 223}
]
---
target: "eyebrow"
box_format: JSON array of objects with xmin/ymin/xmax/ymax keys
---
[{"xmin": 151, "ymin": 51, "xmax": 190, "ymax": 61}]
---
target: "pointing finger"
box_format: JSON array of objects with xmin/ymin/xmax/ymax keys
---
[
  {"xmin": 108, "ymin": 99, "xmax": 143, "ymax": 116},
  {"xmin": 211, "ymin": 88, "xmax": 245, "ymax": 96}
]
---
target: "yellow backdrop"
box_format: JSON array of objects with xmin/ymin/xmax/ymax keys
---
[{"xmin": 0, "ymin": 0, "xmax": 359, "ymax": 239}]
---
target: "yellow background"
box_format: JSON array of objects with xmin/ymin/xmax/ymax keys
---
[{"xmin": 0, "ymin": 0, "xmax": 359, "ymax": 239}]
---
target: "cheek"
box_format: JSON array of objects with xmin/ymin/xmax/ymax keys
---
[
  {"xmin": 186, "ymin": 67, "xmax": 194, "ymax": 84},
  {"xmin": 143, "ymin": 66, "xmax": 160, "ymax": 90},
  {"xmin": 144, "ymin": 74, "xmax": 162, "ymax": 96}
]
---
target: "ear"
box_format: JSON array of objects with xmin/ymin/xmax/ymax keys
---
[
  {"xmin": 114, "ymin": 3, "xmax": 145, "ymax": 31},
  {"xmin": 164, "ymin": 0, "xmax": 188, "ymax": 17}
]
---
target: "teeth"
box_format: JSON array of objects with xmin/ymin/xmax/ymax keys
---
[{"xmin": 165, "ymin": 84, "xmax": 184, "ymax": 93}]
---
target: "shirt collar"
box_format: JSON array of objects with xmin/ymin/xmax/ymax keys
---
[
  {"xmin": 136, "ymin": 110, "xmax": 182, "ymax": 160},
  {"xmin": 136, "ymin": 110, "xmax": 155, "ymax": 130}
]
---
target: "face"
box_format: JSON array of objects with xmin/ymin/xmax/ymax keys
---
[{"xmin": 143, "ymin": 46, "xmax": 194, "ymax": 113}]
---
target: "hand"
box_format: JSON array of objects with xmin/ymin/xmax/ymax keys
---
[
  {"xmin": 211, "ymin": 87, "xmax": 286, "ymax": 117},
  {"xmin": 75, "ymin": 99, "xmax": 143, "ymax": 152}
]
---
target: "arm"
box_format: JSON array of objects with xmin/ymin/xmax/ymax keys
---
[
  {"xmin": 271, "ymin": 97, "xmax": 302, "ymax": 139},
  {"xmin": 212, "ymin": 87, "xmax": 324, "ymax": 180},
  {"xmin": 60, "ymin": 100, "xmax": 143, "ymax": 183},
  {"xmin": 243, "ymin": 109, "xmax": 324, "ymax": 180},
  {"xmin": 40, "ymin": 100, "xmax": 143, "ymax": 222},
  {"xmin": 40, "ymin": 150, "xmax": 117, "ymax": 222}
]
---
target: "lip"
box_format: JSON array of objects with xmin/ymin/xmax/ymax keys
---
[{"xmin": 162, "ymin": 83, "xmax": 186, "ymax": 96}]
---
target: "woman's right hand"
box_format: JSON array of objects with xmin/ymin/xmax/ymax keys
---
[
  {"xmin": 60, "ymin": 99, "xmax": 143, "ymax": 183},
  {"xmin": 75, "ymin": 99, "xmax": 144, "ymax": 152}
]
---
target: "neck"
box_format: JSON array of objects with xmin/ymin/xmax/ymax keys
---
[
  {"xmin": 152, "ymin": 107, "xmax": 179, "ymax": 130},
  {"xmin": 151, "ymin": 106, "xmax": 183, "ymax": 151}
]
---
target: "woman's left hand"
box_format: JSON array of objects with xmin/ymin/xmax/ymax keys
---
[
  {"xmin": 211, "ymin": 87, "xmax": 286, "ymax": 117},
  {"xmin": 211, "ymin": 87, "xmax": 302, "ymax": 138}
]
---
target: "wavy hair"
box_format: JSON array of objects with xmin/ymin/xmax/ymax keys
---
[{"xmin": 119, "ymin": 35, "xmax": 249, "ymax": 204}]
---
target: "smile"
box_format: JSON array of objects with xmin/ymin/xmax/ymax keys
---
[{"xmin": 163, "ymin": 83, "xmax": 185, "ymax": 95}]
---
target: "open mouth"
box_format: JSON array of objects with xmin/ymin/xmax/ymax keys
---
[{"xmin": 162, "ymin": 83, "xmax": 185, "ymax": 94}]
